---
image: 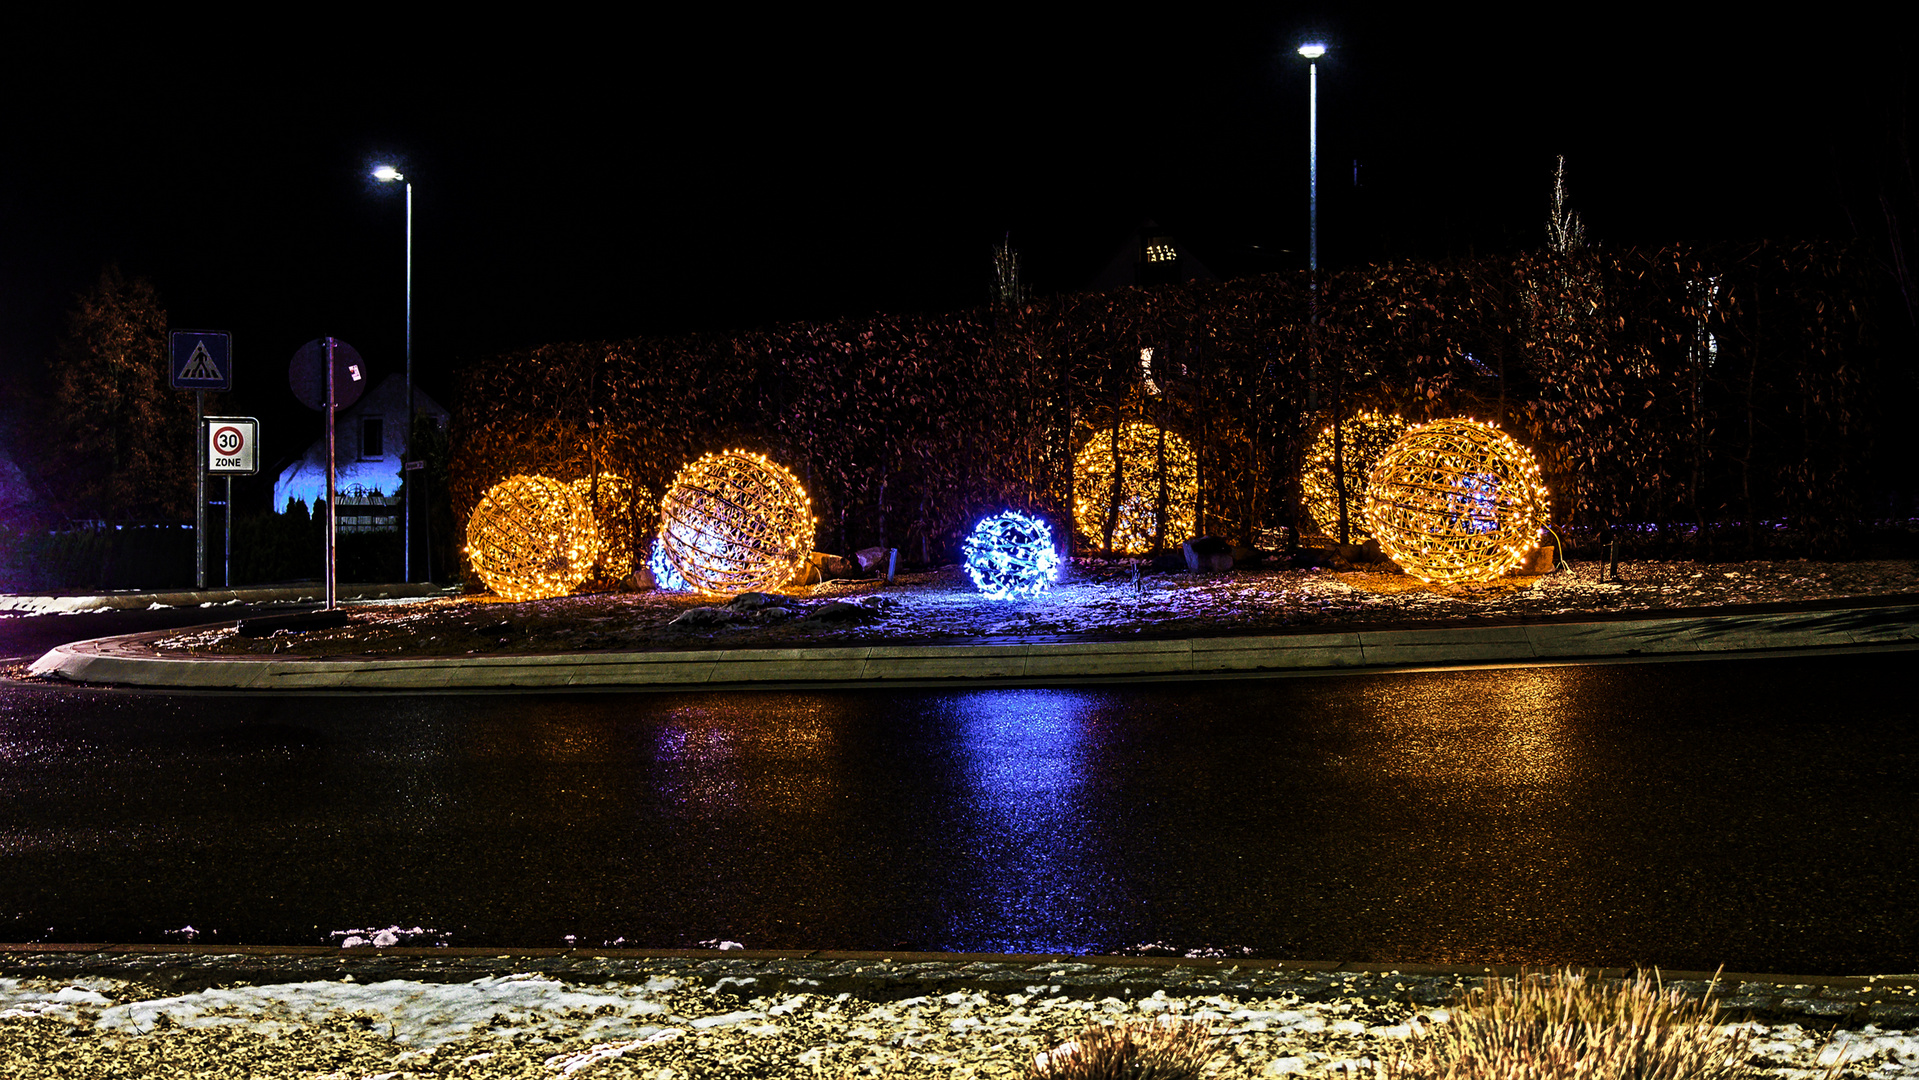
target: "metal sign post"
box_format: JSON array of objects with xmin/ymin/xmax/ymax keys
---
[
  {"xmin": 195, "ymin": 391, "xmax": 205, "ymax": 588},
  {"xmin": 170, "ymin": 330, "xmax": 232, "ymax": 591},
  {"xmin": 288, "ymin": 338, "xmax": 366, "ymax": 613},
  {"xmin": 205, "ymin": 416, "xmax": 260, "ymax": 589},
  {"xmin": 325, "ymin": 338, "xmax": 338, "ymax": 611}
]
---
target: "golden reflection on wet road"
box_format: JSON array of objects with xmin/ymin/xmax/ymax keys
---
[{"xmin": 0, "ymin": 652, "xmax": 1911, "ymax": 973}]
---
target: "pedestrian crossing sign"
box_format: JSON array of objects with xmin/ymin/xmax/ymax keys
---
[{"xmin": 170, "ymin": 330, "xmax": 232, "ymax": 391}]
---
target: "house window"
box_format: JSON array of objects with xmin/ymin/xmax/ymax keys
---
[
  {"xmin": 1145, "ymin": 237, "xmax": 1176, "ymax": 263},
  {"xmin": 361, "ymin": 417, "xmax": 384, "ymax": 461}
]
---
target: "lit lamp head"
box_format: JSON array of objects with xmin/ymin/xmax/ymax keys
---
[
  {"xmin": 372, "ymin": 165, "xmax": 405, "ymax": 183},
  {"xmin": 1297, "ymin": 42, "xmax": 1327, "ymax": 59}
]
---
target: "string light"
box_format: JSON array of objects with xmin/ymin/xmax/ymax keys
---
[
  {"xmin": 1073, "ymin": 421, "xmax": 1198, "ymax": 554},
  {"xmin": 962, "ymin": 511, "xmax": 1061, "ymax": 599},
  {"xmin": 1301, "ymin": 410, "xmax": 1407, "ymax": 541},
  {"xmin": 463, "ymin": 474, "xmax": 601, "ymax": 601},
  {"xmin": 1362, "ymin": 418, "xmax": 1551, "ymax": 583},
  {"xmin": 647, "ymin": 537, "xmax": 690, "ymax": 592},
  {"xmin": 657, "ymin": 449, "xmax": 816, "ymax": 594},
  {"xmin": 568, "ymin": 473, "xmax": 647, "ymax": 583}
]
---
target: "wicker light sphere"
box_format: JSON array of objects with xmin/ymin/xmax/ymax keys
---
[
  {"xmin": 1073, "ymin": 422, "xmax": 1198, "ymax": 554},
  {"xmin": 1302, "ymin": 410, "xmax": 1408, "ymax": 541},
  {"xmin": 963, "ymin": 511, "xmax": 1061, "ymax": 600},
  {"xmin": 569, "ymin": 473, "xmax": 647, "ymax": 582},
  {"xmin": 464, "ymin": 474, "xmax": 601, "ymax": 601},
  {"xmin": 1361, "ymin": 418, "xmax": 1551, "ymax": 584},
  {"xmin": 657, "ymin": 450, "xmax": 816, "ymax": 594}
]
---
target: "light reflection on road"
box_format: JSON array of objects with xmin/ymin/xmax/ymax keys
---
[
  {"xmin": 942, "ymin": 688, "xmax": 1115, "ymax": 955},
  {"xmin": 0, "ymin": 650, "xmax": 1911, "ymax": 974}
]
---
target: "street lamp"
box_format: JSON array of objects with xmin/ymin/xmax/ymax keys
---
[
  {"xmin": 1296, "ymin": 41, "xmax": 1348, "ymax": 543},
  {"xmin": 372, "ymin": 164, "xmax": 415, "ymax": 581},
  {"xmin": 1297, "ymin": 42, "xmax": 1325, "ymax": 275}
]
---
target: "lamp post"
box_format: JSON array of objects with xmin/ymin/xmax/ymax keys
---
[
  {"xmin": 1296, "ymin": 41, "xmax": 1348, "ymax": 544},
  {"xmin": 1297, "ymin": 42, "xmax": 1324, "ymax": 276},
  {"xmin": 372, "ymin": 165, "xmax": 414, "ymax": 581}
]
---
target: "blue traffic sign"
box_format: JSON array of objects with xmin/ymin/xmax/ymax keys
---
[{"xmin": 170, "ymin": 330, "xmax": 232, "ymax": 391}]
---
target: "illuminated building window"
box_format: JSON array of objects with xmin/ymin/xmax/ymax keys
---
[{"xmin": 1145, "ymin": 237, "xmax": 1177, "ymax": 263}]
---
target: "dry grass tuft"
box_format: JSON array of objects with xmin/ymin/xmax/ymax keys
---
[
  {"xmin": 1378, "ymin": 968, "xmax": 1758, "ymax": 1080},
  {"xmin": 1029, "ymin": 1016, "xmax": 1216, "ymax": 1080}
]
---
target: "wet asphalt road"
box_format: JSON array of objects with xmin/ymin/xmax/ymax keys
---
[{"xmin": 0, "ymin": 610, "xmax": 1914, "ymax": 974}]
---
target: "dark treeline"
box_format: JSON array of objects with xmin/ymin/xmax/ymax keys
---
[{"xmin": 451, "ymin": 241, "xmax": 1897, "ymax": 580}]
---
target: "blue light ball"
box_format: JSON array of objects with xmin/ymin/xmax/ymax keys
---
[
  {"xmin": 963, "ymin": 511, "xmax": 1061, "ymax": 600},
  {"xmin": 648, "ymin": 537, "xmax": 691, "ymax": 592}
]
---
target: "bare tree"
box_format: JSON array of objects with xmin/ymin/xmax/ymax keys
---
[
  {"xmin": 992, "ymin": 232, "xmax": 1027, "ymax": 305},
  {"xmin": 1547, "ymin": 154, "xmax": 1586, "ymax": 254}
]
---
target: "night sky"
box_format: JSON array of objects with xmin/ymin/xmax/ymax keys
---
[{"xmin": 2, "ymin": 13, "xmax": 1908, "ymax": 447}]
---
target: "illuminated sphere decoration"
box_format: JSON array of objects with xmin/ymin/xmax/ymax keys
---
[
  {"xmin": 1073, "ymin": 422, "xmax": 1198, "ymax": 554},
  {"xmin": 1302, "ymin": 410, "xmax": 1408, "ymax": 542},
  {"xmin": 464, "ymin": 474, "xmax": 601, "ymax": 601},
  {"xmin": 1361, "ymin": 418, "xmax": 1552, "ymax": 584},
  {"xmin": 647, "ymin": 537, "xmax": 691, "ymax": 592},
  {"xmin": 962, "ymin": 511, "xmax": 1061, "ymax": 600},
  {"xmin": 569, "ymin": 473, "xmax": 646, "ymax": 583},
  {"xmin": 657, "ymin": 450, "xmax": 816, "ymax": 594}
]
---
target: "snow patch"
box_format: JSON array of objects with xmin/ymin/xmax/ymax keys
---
[{"xmin": 91, "ymin": 974, "xmax": 673, "ymax": 1049}]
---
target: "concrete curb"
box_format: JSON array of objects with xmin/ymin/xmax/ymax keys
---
[
  {"xmin": 0, "ymin": 582, "xmax": 452, "ymax": 616},
  {"xmin": 2, "ymin": 947, "xmax": 1915, "ymax": 1024},
  {"xmin": 23, "ymin": 603, "xmax": 1919, "ymax": 692}
]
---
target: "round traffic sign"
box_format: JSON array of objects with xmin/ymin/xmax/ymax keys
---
[
  {"xmin": 213, "ymin": 425, "xmax": 245, "ymax": 456},
  {"xmin": 288, "ymin": 338, "xmax": 369, "ymax": 412}
]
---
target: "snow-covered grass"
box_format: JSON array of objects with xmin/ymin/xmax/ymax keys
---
[{"xmin": 2, "ymin": 972, "xmax": 1914, "ymax": 1079}]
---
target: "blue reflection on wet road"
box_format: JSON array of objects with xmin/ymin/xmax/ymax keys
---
[
  {"xmin": 0, "ymin": 650, "xmax": 1913, "ymax": 974},
  {"xmin": 943, "ymin": 689, "xmax": 1113, "ymax": 955}
]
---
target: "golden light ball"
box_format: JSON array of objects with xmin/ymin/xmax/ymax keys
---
[
  {"xmin": 657, "ymin": 450, "xmax": 816, "ymax": 594},
  {"xmin": 1362, "ymin": 418, "xmax": 1551, "ymax": 583},
  {"xmin": 464, "ymin": 474, "xmax": 601, "ymax": 601},
  {"xmin": 1301, "ymin": 410, "xmax": 1408, "ymax": 542},
  {"xmin": 1073, "ymin": 422, "xmax": 1199, "ymax": 554},
  {"xmin": 569, "ymin": 473, "xmax": 648, "ymax": 583}
]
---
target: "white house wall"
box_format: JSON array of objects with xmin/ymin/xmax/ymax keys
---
[{"xmin": 274, "ymin": 375, "xmax": 448, "ymax": 513}]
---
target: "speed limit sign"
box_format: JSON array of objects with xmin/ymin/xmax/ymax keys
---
[{"xmin": 204, "ymin": 416, "xmax": 259, "ymax": 475}]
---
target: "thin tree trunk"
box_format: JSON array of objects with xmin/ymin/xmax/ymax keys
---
[
  {"xmin": 1154, "ymin": 400, "xmax": 1169, "ymax": 552},
  {"xmin": 1103, "ymin": 410, "xmax": 1124, "ymax": 556}
]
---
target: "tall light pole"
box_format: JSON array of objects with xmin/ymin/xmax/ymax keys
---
[
  {"xmin": 1296, "ymin": 42, "xmax": 1347, "ymax": 543},
  {"xmin": 1297, "ymin": 42, "xmax": 1325, "ymax": 275},
  {"xmin": 372, "ymin": 164, "xmax": 414, "ymax": 581}
]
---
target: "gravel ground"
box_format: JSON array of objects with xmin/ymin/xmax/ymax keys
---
[
  {"xmin": 140, "ymin": 558, "xmax": 1919, "ymax": 660},
  {"xmin": 4, "ymin": 966, "xmax": 1918, "ymax": 1079}
]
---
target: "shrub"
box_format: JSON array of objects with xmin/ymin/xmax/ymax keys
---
[
  {"xmin": 1030, "ymin": 1016, "xmax": 1215, "ymax": 1080},
  {"xmin": 1378, "ymin": 968, "xmax": 1754, "ymax": 1080}
]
